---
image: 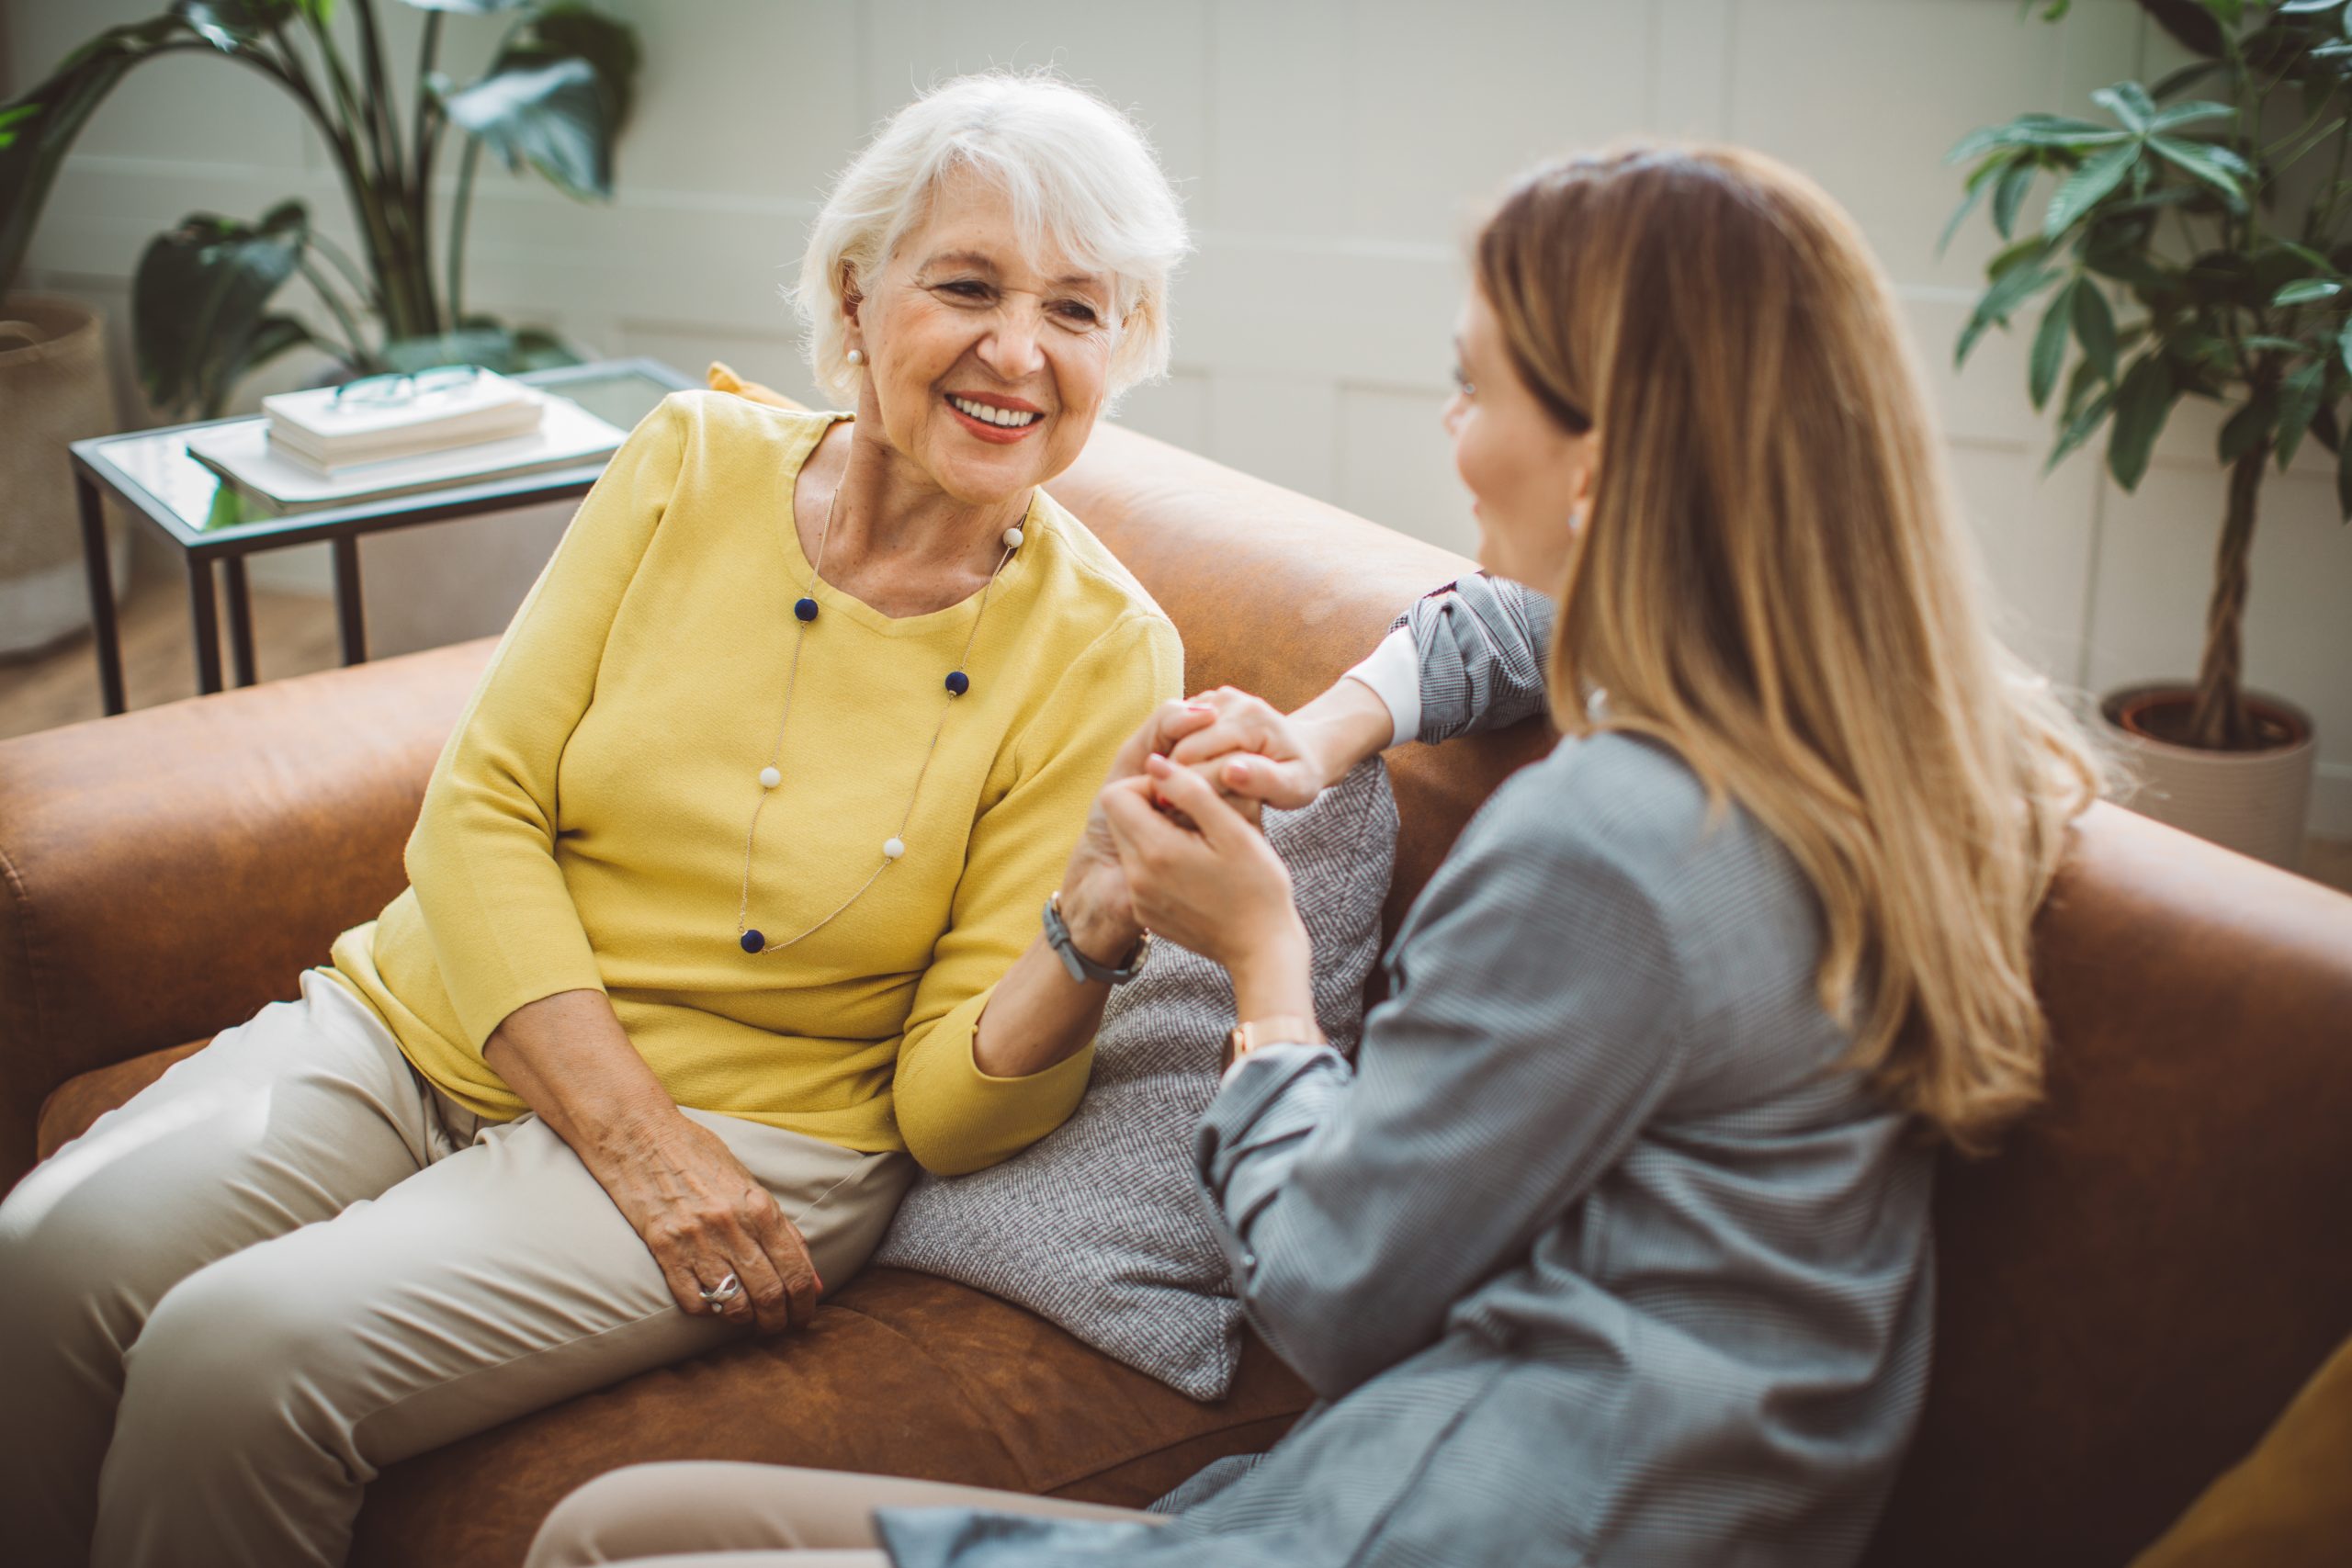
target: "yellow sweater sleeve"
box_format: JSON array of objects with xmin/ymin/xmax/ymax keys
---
[
  {"xmin": 889, "ymin": 608, "xmax": 1184, "ymax": 1175},
  {"xmin": 402, "ymin": 396, "xmax": 688, "ymax": 1051}
]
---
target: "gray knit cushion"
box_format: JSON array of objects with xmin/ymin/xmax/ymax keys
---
[{"xmin": 870, "ymin": 758, "xmax": 1397, "ymax": 1400}]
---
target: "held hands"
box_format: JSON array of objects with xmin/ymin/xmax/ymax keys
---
[
  {"xmin": 1057, "ymin": 697, "xmax": 1242, "ymax": 966},
  {"xmin": 1163, "ymin": 687, "xmax": 1345, "ymax": 810},
  {"xmin": 1099, "ymin": 754, "xmax": 1304, "ymax": 977}
]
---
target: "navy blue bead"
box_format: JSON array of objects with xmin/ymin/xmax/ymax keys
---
[
  {"xmin": 944, "ymin": 670, "xmax": 970, "ymax": 696},
  {"xmin": 741, "ymin": 930, "xmax": 765, "ymax": 953},
  {"xmin": 794, "ymin": 597, "xmax": 820, "ymax": 623}
]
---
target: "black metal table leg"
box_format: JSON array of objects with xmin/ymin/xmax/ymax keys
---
[
  {"xmin": 222, "ymin": 555, "xmax": 257, "ymax": 686},
  {"xmin": 77, "ymin": 472, "xmax": 127, "ymax": 716},
  {"xmin": 332, "ymin": 536, "xmax": 367, "ymax": 665},
  {"xmin": 187, "ymin": 556, "xmax": 224, "ymax": 694}
]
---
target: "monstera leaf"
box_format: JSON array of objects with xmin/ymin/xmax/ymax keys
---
[
  {"xmin": 434, "ymin": 5, "xmax": 638, "ymax": 201},
  {"xmin": 132, "ymin": 200, "xmax": 321, "ymax": 415}
]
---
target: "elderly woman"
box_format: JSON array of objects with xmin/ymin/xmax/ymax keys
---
[
  {"xmin": 0, "ymin": 74, "xmax": 1191, "ymax": 1568},
  {"xmin": 521, "ymin": 143, "xmax": 2101, "ymax": 1567}
]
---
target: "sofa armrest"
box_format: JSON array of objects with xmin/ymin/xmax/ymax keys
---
[{"xmin": 0, "ymin": 638, "xmax": 493, "ymax": 1189}]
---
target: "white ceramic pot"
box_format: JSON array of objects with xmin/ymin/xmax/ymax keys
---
[
  {"xmin": 2098, "ymin": 684, "xmax": 2318, "ymax": 872},
  {"xmin": 0, "ymin": 293, "xmax": 128, "ymax": 657}
]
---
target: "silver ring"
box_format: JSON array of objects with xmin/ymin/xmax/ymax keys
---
[{"xmin": 698, "ymin": 1271, "xmax": 743, "ymax": 1311}]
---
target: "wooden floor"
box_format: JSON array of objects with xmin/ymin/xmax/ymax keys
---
[
  {"xmin": 5, "ymin": 574, "xmax": 2351, "ymax": 898},
  {"xmin": 0, "ymin": 571, "xmax": 343, "ymax": 740}
]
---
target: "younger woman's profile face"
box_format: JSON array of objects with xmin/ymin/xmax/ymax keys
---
[{"xmin": 1442, "ymin": 286, "xmax": 1597, "ymax": 593}]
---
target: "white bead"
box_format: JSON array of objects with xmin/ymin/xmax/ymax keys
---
[
  {"xmin": 883, "ymin": 837, "xmax": 906, "ymax": 861},
  {"xmin": 845, "ymin": 348, "xmax": 865, "ymax": 367},
  {"xmin": 760, "ymin": 766, "xmax": 781, "ymax": 789},
  {"xmin": 1002, "ymin": 526, "xmax": 1024, "ymax": 549}
]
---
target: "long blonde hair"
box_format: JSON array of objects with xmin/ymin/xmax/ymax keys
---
[{"xmin": 1476, "ymin": 144, "xmax": 2101, "ymax": 1154}]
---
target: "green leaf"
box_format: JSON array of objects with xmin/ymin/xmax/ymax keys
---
[
  {"xmin": 228, "ymin": 310, "xmax": 320, "ymax": 384},
  {"xmin": 2030, "ymin": 278, "xmax": 2078, "ymax": 408},
  {"xmin": 2072, "ymin": 277, "xmax": 2119, "ymax": 379},
  {"xmin": 1986, "ymin": 233, "xmax": 2052, "ymax": 280},
  {"xmin": 2220, "ymin": 388, "xmax": 2278, "ymax": 463},
  {"xmin": 0, "ymin": 16, "xmax": 193, "ymax": 299},
  {"xmin": 2138, "ymin": 0, "xmax": 2224, "ymax": 58},
  {"xmin": 500, "ymin": 4, "xmax": 643, "ymax": 135},
  {"xmin": 171, "ymin": 1, "xmax": 305, "ymax": 52},
  {"xmin": 2272, "ymin": 279, "xmax": 2343, "ymax": 306},
  {"xmin": 2106, "ymin": 354, "xmax": 2178, "ymax": 491},
  {"xmin": 440, "ymin": 59, "xmax": 609, "ymax": 198},
  {"xmin": 2242, "ymin": 333, "xmax": 2317, "ymax": 354},
  {"xmin": 2339, "ymin": 317, "xmax": 2352, "ymax": 377},
  {"xmin": 440, "ymin": 3, "xmax": 643, "ymax": 202},
  {"xmin": 2149, "ymin": 99, "xmax": 2236, "ymax": 131},
  {"xmin": 131, "ymin": 199, "xmax": 309, "ymax": 415},
  {"xmin": 2148, "ymin": 136, "xmax": 2248, "ymax": 204},
  {"xmin": 1939, "ymin": 156, "xmax": 2009, "ymax": 255},
  {"xmin": 1958, "ymin": 263, "xmax": 2063, "ymax": 367},
  {"xmin": 400, "ymin": 0, "xmax": 529, "ymax": 11},
  {"xmin": 2151, "ymin": 60, "xmax": 2225, "ymax": 99},
  {"xmin": 2093, "ymin": 82, "xmax": 2156, "ymax": 131},
  {"xmin": 1947, "ymin": 115, "xmax": 2132, "ymax": 164},
  {"xmin": 1993, "ymin": 161, "xmax": 2038, "ymax": 239},
  {"xmin": 2045, "ymin": 141, "xmax": 2142, "ymax": 235},
  {"xmin": 2278, "ymin": 359, "xmax": 2328, "ymax": 468},
  {"xmin": 2047, "ymin": 382, "xmax": 2117, "ymax": 473},
  {"xmin": 2275, "ymin": 0, "xmax": 2341, "ymax": 12}
]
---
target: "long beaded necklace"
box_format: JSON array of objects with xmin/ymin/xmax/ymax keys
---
[{"xmin": 734, "ymin": 451, "xmax": 1025, "ymax": 955}]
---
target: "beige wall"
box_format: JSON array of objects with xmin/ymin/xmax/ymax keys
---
[{"xmin": 8, "ymin": 0, "xmax": 2348, "ymax": 831}]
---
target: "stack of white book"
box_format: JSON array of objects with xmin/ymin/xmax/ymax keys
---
[
  {"xmin": 264, "ymin": 368, "xmax": 548, "ymax": 473},
  {"xmin": 185, "ymin": 367, "xmax": 628, "ymax": 515}
]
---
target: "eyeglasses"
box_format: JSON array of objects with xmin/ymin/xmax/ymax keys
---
[{"xmin": 333, "ymin": 364, "xmax": 482, "ymax": 407}]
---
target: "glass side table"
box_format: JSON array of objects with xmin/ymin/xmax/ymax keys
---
[{"xmin": 68, "ymin": 356, "xmax": 697, "ymax": 715}]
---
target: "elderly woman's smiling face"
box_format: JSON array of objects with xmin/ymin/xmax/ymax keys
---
[{"xmin": 845, "ymin": 170, "xmax": 1117, "ymax": 508}]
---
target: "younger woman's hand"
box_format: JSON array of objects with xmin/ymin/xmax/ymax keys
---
[
  {"xmin": 1164, "ymin": 687, "xmax": 1340, "ymax": 810},
  {"xmin": 1100, "ymin": 754, "xmax": 1302, "ymax": 976}
]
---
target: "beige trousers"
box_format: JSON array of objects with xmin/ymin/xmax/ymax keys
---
[
  {"xmin": 526, "ymin": 1461, "xmax": 1162, "ymax": 1567},
  {"xmin": 0, "ymin": 970, "xmax": 911, "ymax": 1568}
]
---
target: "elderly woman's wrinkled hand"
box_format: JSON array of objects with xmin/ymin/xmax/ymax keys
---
[
  {"xmin": 1055, "ymin": 699, "xmax": 1216, "ymax": 960},
  {"xmin": 1097, "ymin": 755, "xmax": 1297, "ymax": 974},
  {"xmin": 600, "ymin": 1111, "xmax": 822, "ymax": 1335}
]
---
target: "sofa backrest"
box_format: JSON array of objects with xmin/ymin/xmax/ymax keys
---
[{"xmin": 2, "ymin": 420, "xmax": 2346, "ymax": 1566}]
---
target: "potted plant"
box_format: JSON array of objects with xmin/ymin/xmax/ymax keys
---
[
  {"xmin": 1946, "ymin": 0, "xmax": 2346, "ymax": 869},
  {"xmin": 0, "ymin": 0, "xmax": 639, "ymax": 663},
  {"xmin": 0, "ymin": 0, "xmax": 642, "ymax": 418}
]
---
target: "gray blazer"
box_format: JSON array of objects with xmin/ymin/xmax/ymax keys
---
[{"xmin": 878, "ymin": 575, "xmax": 1935, "ymax": 1568}]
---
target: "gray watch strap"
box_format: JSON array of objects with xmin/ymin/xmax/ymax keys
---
[{"xmin": 1043, "ymin": 892, "xmax": 1151, "ymax": 985}]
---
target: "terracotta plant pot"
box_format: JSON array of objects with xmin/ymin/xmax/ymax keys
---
[
  {"xmin": 0, "ymin": 293, "xmax": 126, "ymax": 657},
  {"xmin": 2098, "ymin": 684, "xmax": 2317, "ymax": 872}
]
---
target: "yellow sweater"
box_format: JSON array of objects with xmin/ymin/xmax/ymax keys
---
[{"xmin": 330, "ymin": 391, "xmax": 1182, "ymax": 1174}]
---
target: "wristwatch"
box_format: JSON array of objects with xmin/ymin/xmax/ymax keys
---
[
  {"xmin": 1224, "ymin": 1015, "xmax": 1327, "ymax": 1074},
  {"xmin": 1043, "ymin": 891, "xmax": 1153, "ymax": 985}
]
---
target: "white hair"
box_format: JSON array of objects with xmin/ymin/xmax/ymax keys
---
[{"xmin": 793, "ymin": 72, "xmax": 1188, "ymax": 404}]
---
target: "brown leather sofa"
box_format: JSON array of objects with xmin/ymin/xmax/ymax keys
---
[{"xmin": 5, "ymin": 423, "xmax": 2350, "ymax": 1568}]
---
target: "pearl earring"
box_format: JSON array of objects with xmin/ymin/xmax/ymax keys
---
[{"xmin": 845, "ymin": 348, "xmax": 865, "ymax": 367}]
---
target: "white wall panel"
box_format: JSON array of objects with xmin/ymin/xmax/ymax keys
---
[
  {"xmin": 1111, "ymin": 369, "xmax": 1213, "ymax": 457},
  {"xmin": 1347, "ymin": 0, "xmax": 1654, "ymax": 243},
  {"xmin": 1942, "ymin": 439, "xmax": 2103, "ymax": 681},
  {"xmin": 1337, "ymin": 384, "xmax": 1476, "ymax": 562}
]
